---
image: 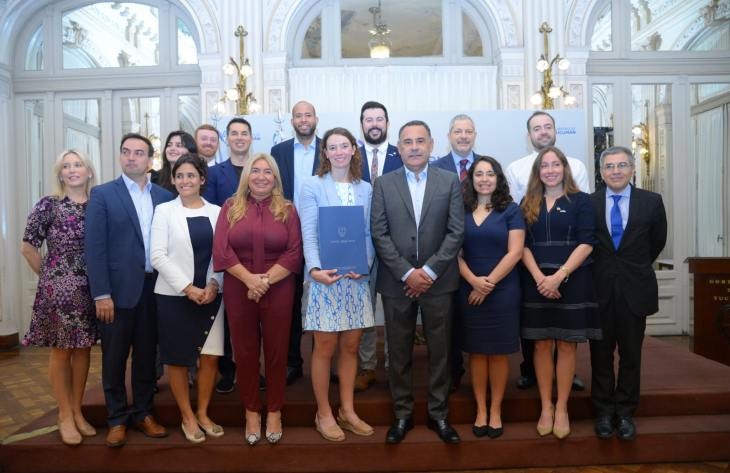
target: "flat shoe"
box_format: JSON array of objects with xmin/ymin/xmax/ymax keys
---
[
  {"xmin": 181, "ymin": 423, "xmax": 206, "ymax": 444},
  {"xmin": 486, "ymin": 425, "xmax": 503, "ymax": 439},
  {"xmin": 337, "ymin": 414, "xmax": 374, "ymax": 437},
  {"xmin": 58, "ymin": 421, "xmax": 82, "ymax": 446},
  {"xmin": 315, "ymin": 415, "xmax": 345, "ymax": 442},
  {"xmin": 198, "ymin": 421, "xmax": 224, "ymax": 438},
  {"xmin": 75, "ymin": 418, "xmax": 97, "ymax": 437}
]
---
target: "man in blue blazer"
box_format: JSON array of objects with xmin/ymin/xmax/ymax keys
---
[
  {"xmin": 85, "ymin": 133, "xmax": 174, "ymax": 447},
  {"xmin": 271, "ymin": 100, "xmax": 321, "ymax": 384}
]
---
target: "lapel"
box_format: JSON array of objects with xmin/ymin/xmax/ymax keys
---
[
  {"xmin": 171, "ymin": 198, "xmax": 193, "ymax": 248},
  {"xmin": 418, "ymin": 167, "xmax": 439, "ymax": 227},
  {"xmin": 322, "ymin": 174, "xmax": 341, "ymax": 206},
  {"xmin": 445, "ymin": 153, "xmax": 458, "ymax": 173},
  {"xmin": 114, "ymin": 176, "xmax": 144, "ymax": 244},
  {"xmin": 359, "ymin": 145, "xmax": 370, "ymax": 182},
  {"xmin": 621, "ymin": 186, "xmax": 641, "ymax": 248},
  {"xmin": 393, "ymin": 167, "xmax": 416, "ymax": 224},
  {"xmin": 310, "ymin": 137, "xmax": 321, "ymax": 175},
  {"xmin": 596, "ymin": 188, "xmax": 609, "ymax": 236}
]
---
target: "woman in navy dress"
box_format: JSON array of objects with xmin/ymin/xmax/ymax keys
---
[
  {"xmin": 458, "ymin": 156, "xmax": 525, "ymax": 439},
  {"xmin": 20, "ymin": 149, "xmax": 98, "ymax": 446},
  {"xmin": 520, "ymin": 146, "xmax": 600, "ymax": 439}
]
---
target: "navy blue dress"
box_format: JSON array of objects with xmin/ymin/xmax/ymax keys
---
[
  {"xmin": 521, "ymin": 192, "xmax": 601, "ymax": 342},
  {"xmin": 460, "ymin": 202, "xmax": 525, "ymax": 355}
]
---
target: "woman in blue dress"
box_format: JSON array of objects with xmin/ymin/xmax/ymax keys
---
[
  {"xmin": 520, "ymin": 146, "xmax": 601, "ymax": 439},
  {"xmin": 299, "ymin": 127, "xmax": 375, "ymax": 442},
  {"xmin": 458, "ymin": 156, "xmax": 525, "ymax": 439}
]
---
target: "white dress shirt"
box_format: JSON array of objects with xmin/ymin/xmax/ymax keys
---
[
  {"xmin": 121, "ymin": 173, "xmax": 154, "ymax": 272},
  {"xmin": 505, "ymin": 151, "xmax": 591, "ymax": 204},
  {"xmin": 401, "ymin": 165, "xmax": 437, "ymax": 282},
  {"xmin": 605, "ymin": 184, "xmax": 631, "ymax": 232},
  {"xmin": 293, "ymin": 137, "xmax": 317, "ymax": 209},
  {"xmin": 363, "ymin": 143, "xmax": 389, "ymax": 178}
]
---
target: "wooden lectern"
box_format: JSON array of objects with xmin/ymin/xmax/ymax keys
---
[{"xmin": 686, "ymin": 257, "xmax": 730, "ymax": 366}]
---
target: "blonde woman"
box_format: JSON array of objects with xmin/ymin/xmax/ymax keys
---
[{"xmin": 20, "ymin": 149, "xmax": 98, "ymax": 446}]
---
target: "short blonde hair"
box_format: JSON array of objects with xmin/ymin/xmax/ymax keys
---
[{"xmin": 52, "ymin": 149, "xmax": 97, "ymax": 199}]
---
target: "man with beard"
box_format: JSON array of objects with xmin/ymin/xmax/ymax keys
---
[
  {"xmin": 194, "ymin": 124, "xmax": 220, "ymax": 166},
  {"xmin": 271, "ymin": 100, "xmax": 321, "ymax": 385},
  {"xmin": 505, "ymin": 111, "xmax": 590, "ymax": 392},
  {"xmin": 354, "ymin": 101, "xmax": 402, "ymax": 392}
]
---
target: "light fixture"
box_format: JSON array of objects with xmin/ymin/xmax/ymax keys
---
[
  {"xmin": 368, "ymin": 0, "xmax": 392, "ymax": 59},
  {"xmin": 219, "ymin": 25, "xmax": 258, "ymax": 116},
  {"xmin": 531, "ymin": 22, "xmax": 574, "ymax": 109}
]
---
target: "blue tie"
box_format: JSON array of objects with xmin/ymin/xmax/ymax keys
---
[{"xmin": 610, "ymin": 195, "xmax": 623, "ymax": 249}]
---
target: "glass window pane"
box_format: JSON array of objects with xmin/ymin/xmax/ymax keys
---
[
  {"xmin": 590, "ymin": 1, "xmax": 612, "ymax": 51},
  {"xmin": 121, "ymin": 97, "xmax": 161, "ymax": 168},
  {"xmin": 178, "ymin": 94, "xmax": 200, "ymax": 134},
  {"xmin": 63, "ymin": 99, "xmax": 101, "ymax": 175},
  {"xmin": 23, "ymin": 100, "xmax": 45, "ymax": 206},
  {"xmin": 62, "ymin": 2, "xmax": 160, "ymax": 69},
  {"xmin": 631, "ymin": 0, "xmax": 730, "ymax": 51},
  {"xmin": 177, "ymin": 18, "xmax": 198, "ymax": 65},
  {"xmin": 462, "ymin": 11, "xmax": 483, "ymax": 57},
  {"xmin": 302, "ymin": 14, "xmax": 322, "ymax": 59},
  {"xmin": 340, "ymin": 0, "xmax": 442, "ymax": 58},
  {"xmin": 25, "ymin": 25, "xmax": 44, "ymax": 71},
  {"xmin": 592, "ymin": 84, "xmax": 614, "ymax": 189}
]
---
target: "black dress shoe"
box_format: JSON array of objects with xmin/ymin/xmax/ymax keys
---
[
  {"xmin": 486, "ymin": 426, "xmax": 503, "ymax": 439},
  {"xmin": 516, "ymin": 375, "xmax": 536, "ymax": 389},
  {"xmin": 285, "ymin": 366, "xmax": 303, "ymax": 386},
  {"xmin": 215, "ymin": 375, "xmax": 235, "ymax": 394},
  {"xmin": 472, "ymin": 424, "xmax": 488, "ymax": 437},
  {"xmin": 426, "ymin": 417, "xmax": 460, "ymax": 444},
  {"xmin": 571, "ymin": 375, "xmax": 585, "ymax": 391},
  {"xmin": 385, "ymin": 418, "xmax": 413, "ymax": 444},
  {"xmin": 594, "ymin": 415, "xmax": 614, "ymax": 439},
  {"xmin": 616, "ymin": 416, "xmax": 636, "ymax": 440}
]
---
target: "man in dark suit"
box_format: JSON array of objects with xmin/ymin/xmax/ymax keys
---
[
  {"xmin": 590, "ymin": 146, "xmax": 667, "ymax": 441},
  {"xmin": 371, "ymin": 120, "xmax": 464, "ymax": 444},
  {"xmin": 354, "ymin": 101, "xmax": 402, "ymax": 392},
  {"xmin": 271, "ymin": 100, "xmax": 321, "ymax": 385},
  {"xmin": 85, "ymin": 133, "xmax": 174, "ymax": 447},
  {"xmin": 203, "ymin": 117, "xmax": 253, "ymax": 394}
]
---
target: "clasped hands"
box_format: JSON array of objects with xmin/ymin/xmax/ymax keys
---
[
  {"xmin": 184, "ymin": 281, "xmax": 219, "ymax": 305},
  {"xmin": 467, "ymin": 276, "xmax": 496, "ymax": 306},
  {"xmin": 404, "ymin": 268, "xmax": 433, "ymax": 299},
  {"xmin": 246, "ymin": 274, "xmax": 270, "ymax": 302},
  {"xmin": 535, "ymin": 272, "xmax": 562, "ymax": 299}
]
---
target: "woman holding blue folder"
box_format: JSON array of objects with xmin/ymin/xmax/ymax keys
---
[{"xmin": 299, "ymin": 127, "xmax": 375, "ymax": 442}]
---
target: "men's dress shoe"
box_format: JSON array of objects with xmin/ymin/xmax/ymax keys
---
[
  {"xmin": 385, "ymin": 418, "xmax": 413, "ymax": 444},
  {"xmin": 216, "ymin": 376, "xmax": 235, "ymax": 394},
  {"xmin": 486, "ymin": 426, "xmax": 504, "ymax": 439},
  {"xmin": 516, "ymin": 375, "xmax": 536, "ymax": 390},
  {"xmin": 105, "ymin": 425, "xmax": 127, "ymax": 448},
  {"xmin": 286, "ymin": 366, "xmax": 303, "ymax": 386},
  {"xmin": 426, "ymin": 417, "xmax": 461, "ymax": 444},
  {"xmin": 594, "ymin": 416, "xmax": 615, "ymax": 439},
  {"xmin": 616, "ymin": 416, "xmax": 636, "ymax": 440},
  {"xmin": 354, "ymin": 369, "xmax": 376, "ymax": 392},
  {"xmin": 134, "ymin": 415, "xmax": 168, "ymax": 438},
  {"xmin": 472, "ymin": 424, "xmax": 489, "ymax": 438},
  {"xmin": 571, "ymin": 375, "xmax": 585, "ymax": 391}
]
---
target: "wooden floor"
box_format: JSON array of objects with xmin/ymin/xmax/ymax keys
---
[{"xmin": 1, "ymin": 338, "xmax": 728, "ymax": 473}]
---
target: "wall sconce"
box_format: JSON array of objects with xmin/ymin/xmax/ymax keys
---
[
  {"xmin": 530, "ymin": 22, "xmax": 575, "ymax": 109},
  {"xmin": 217, "ymin": 25, "xmax": 260, "ymax": 116}
]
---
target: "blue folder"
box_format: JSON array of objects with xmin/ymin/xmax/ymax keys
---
[{"xmin": 318, "ymin": 205, "xmax": 368, "ymax": 275}]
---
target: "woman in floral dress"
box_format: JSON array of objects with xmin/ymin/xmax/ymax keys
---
[{"xmin": 20, "ymin": 149, "xmax": 98, "ymax": 446}]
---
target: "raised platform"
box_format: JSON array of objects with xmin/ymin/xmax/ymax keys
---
[{"xmin": 2, "ymin": 336, "xmax": 730, "ymax": 472}]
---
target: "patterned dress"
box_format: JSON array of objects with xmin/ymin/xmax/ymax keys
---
[
  {"xmin": 22, "ymin": 196, "xmax": 97, "ymax": 348},
  {"xmin": 304, "ymin": 182, "xmax": 374, "ymax": 332}
]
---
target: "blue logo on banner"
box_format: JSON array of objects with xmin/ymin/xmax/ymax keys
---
[{"xmin": 558, "ymin": 127, "xmax": 576, "ymax": 135}]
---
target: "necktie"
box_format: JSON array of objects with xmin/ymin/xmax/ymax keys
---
[
  {"xmin": 370, "ymin": 148, "xmax": 379, "ymax": 180},
  {"xmin": 459, "ymin": 159, "xmax": 469, "ymax": 182},
  {"xmin": 610, "ymin": 195, "xmax": 623, "ymax": 249}
]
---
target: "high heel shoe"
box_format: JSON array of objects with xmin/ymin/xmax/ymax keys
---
[
  {"xmin": 315, "ymin": 414, "xmax": 345, "ymax": 442},
  {"xmin": 181, "ymin": 423, "xmax": 206, "ymax": 444},
  {"xmin": 57, "ymin": 420, "xmax": 82, "ymax": 446},
  {"xmin": 336, "ymin": 410, "xmax": 374, "ymax": 437},
  {"xmin": 245, "ymin": 413, "xmax": 261, "ymax": 446},
  {"xmin": 553, "ymin": 411, "xmax": 571, "ymax": 439},
  {"xmin": 536, "ymin": 406, "xmax": 554, "ymax": 437},
  {"xmin": 265, "ymin": 411, "xmax": 283, "ymax": 444}
]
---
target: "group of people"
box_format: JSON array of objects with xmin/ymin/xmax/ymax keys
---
[{"xmin": 21, "ymin": 101, "xmax": 666, "ymax": 450}]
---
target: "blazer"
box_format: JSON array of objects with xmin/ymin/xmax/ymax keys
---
[
  {"xmin": 203, "ymin": 159, "xmax": 240, "ymax": 206},
  {"xmin": 150, "ymin": 197, "xmax": 223, "ymax": 296},
  {"xmin": 590, "ymin": 186, "xmax": 667, "ymax": 317},
  {"xmin": 85, "ymin": 176, "xmax": 174, "ymax": 309},
  {"xmin": 299, "ymin": 174, "xmax": 374, "ymax": 281},
  {"xmin": 359, "ymin": 143, "xmax": 403, "ymax": 183},
  {"xmin": 431, "ymin": 152, "xmax": 483, "ymax": 174},
  {"xmin": 271, "ymin": 137, "xmax": 322, "ymax": 201},
  {"xmin": 370, "ymin": 165, "xmax": 465, "ymax": 297}
]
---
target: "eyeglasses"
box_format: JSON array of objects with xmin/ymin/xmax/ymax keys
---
[{"xmin": 603, "ymin": 162, "xmax": 633, "ymax": 171}]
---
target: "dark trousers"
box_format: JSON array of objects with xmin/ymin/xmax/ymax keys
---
[
  {"xmin": 383, "ymin": 292, "xmax": 453, "ymax": 420},
  {"xmin": 218, "ymin": 312, "xmax": 236, "ymax": 380},
  {"xmin": 287, "ymin": 272, "xmax": 304, "ymax": 369},
  {"xmin": 589, "ymin": 290, "xmax": 647, "ymax": 418},
  {"xmin": 450, "ymin": 292, "xmax": 464, "ymax": 379},
  {"xmin": 98, "ymin": 276, "xmax": 158, "ymax": 427}
]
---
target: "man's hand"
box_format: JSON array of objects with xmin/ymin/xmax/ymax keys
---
[
  {"xmin": 404, "ymin": 268, "xmax": 433, "ymax": 298},
  {"xmin": 95, "ymin": 298, "xmax": 115, "ymax": 324}
]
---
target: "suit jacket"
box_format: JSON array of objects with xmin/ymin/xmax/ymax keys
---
[
  {"xmin": 150, "ymin": 196, "xmax": 223, "ymax": 296},
  {"xmin": 299, "ymin": 174, "xmax": 374, "ymax": 281},
  {"xmin": 85, "ymin": 176, "xmax": 174, "ymax": 309},
  {"xmin": 271, "ymin": 137, "xmax": 321, "ymax": 201},
  {"xmin": 370, "ymin": 165, "xmax": 464, "ymax": 297},
  {"xmin": 203, "ymin": 159, "xmax": 239, "ymax": 206},
  {"xmin": 431, "ymin": 152, "xmax": 483, "ymax": 174},
  {"xmin": 359, "ymin": 143, "xmax": 403, "ymax": 183},
  {"xmin": 590, "ymin": 186, "xmax": 667, "ymax": 317}
]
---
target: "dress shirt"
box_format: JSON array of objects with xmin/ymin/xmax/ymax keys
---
[
  {"xmin": 605, "ymin": 184, "xmax": 631, "ymax": 233},
  {"xmin": 401, "ymin": 165, "xmax": 437, "ymax": 282},
  {"xmin": 292, "ymin": 138, "xmax": 317, "ymax": 209},
  {"xmin": 450, "ymin": 150, "xmax": 474, "ymax": 174},
  {"xmin": 121, "ymin": 173, "xmax": 154, "ymax": 272},
  {"xmin": 505, "ymin": 151, "xmax": 590, "ymax": 204},
  {"xmin": 364, "ymin": 143, "xmax": 389, "ymax": 178}
]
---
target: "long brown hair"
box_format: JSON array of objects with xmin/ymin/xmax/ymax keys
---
[
  {"xmin": 226, "ymin": 153, "xmax": 292, "ymax": 225},
  {"xmin": 520, "ymin": 146, "xmax": 579, "ymax": 225},
  {"xmin": 316, "ymin": 127, "xmax": 362, "ymax": 181}
]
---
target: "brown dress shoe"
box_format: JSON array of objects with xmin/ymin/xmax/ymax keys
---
[
  {"xmin": 105, "ymin": 425, "xmax": 127, "ymax": 448},
  {"xmin": 134, "ymin": 415, "xmax": 168, "ymax": 438},
  {"xmin": 354, "ymin": 369, "xmax": 376, "ymax": 392}
]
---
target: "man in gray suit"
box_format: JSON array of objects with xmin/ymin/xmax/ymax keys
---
[{"xmin": 371, "ymin": 120, "xmax": 464, "ymax": 444}]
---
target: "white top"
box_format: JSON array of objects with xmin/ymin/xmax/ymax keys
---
[
  {"xmin": 292, "ymin": 138, "xmax": 317, "ymax": 209},
  {"xmin": 505, "ymin": 151, "xmax": 591, "ymax": 204}
]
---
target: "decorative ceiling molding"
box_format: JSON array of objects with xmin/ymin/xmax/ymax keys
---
[{"xmin": 567, "ymin": 0, "xmax": 601, "ymax": 47}]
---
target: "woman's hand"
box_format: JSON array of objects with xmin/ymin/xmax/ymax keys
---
[
  {"xmin": 344, "ymin": 271, "xmax": 363, "ymax": 280},
  {"xmin": 200, "ymin": 281, "xmax": 219, "ymax": 305},
  {"xmin": 310, "ymin": 268, "xmax": 342, "ymax": 285},
  {"xmin": 470, "ymin": 275, "xmax": 495, "ymax": 296},
  {"xmin": 183, "ymin": 284, "xmax": 207, "ymax": 304},
  {"xmin": 245, "ymin": 274, "xmax": 270, "ymax": 299},
  {"xmin": 467, "ymin": 289, "xmax": 486, "ymax": 306},
  {"xmin": 536, "ymin": 272, "xmax": 562, "ymax": 299}
]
